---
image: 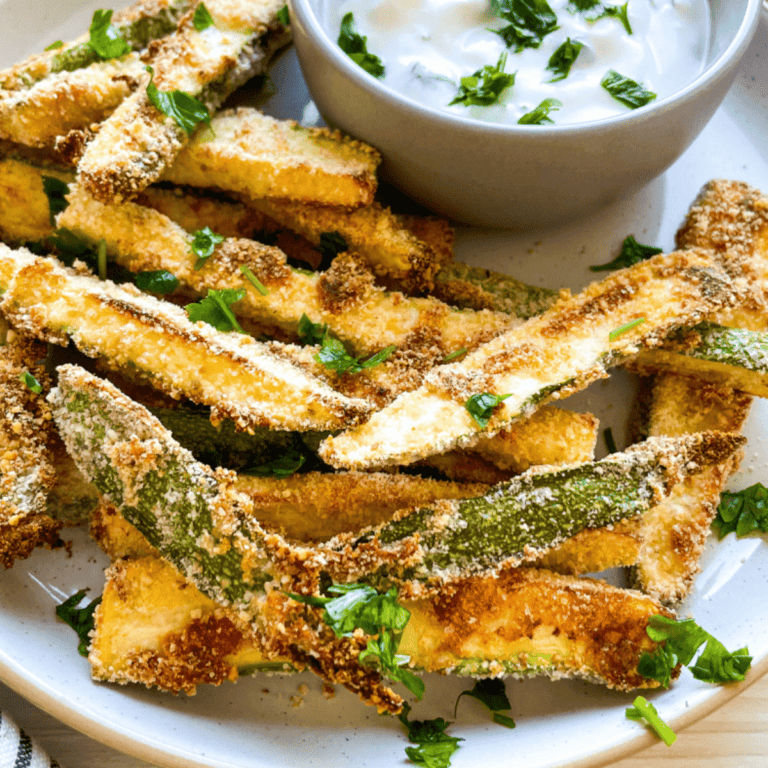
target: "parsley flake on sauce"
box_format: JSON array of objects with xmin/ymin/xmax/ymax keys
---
[
  {"xmin": 464, "ymin": 392, "xmax": 512, "ymax": 428},
  {"xmin": 492, "ymin": 0, "xmax": 560, "ymax": 52},
  {"xmin": 56, "ymin": 590, "xmax": 101, "ymax": 657},
  {"xmin": 712, "ymin": 482, "xmax": 768, "ymax": 539},
  {"xmin": 45, "ymin": 40, "xmax": 64, "ymax": 51},
  {"xmin": 590, "ymin": 235, "xmax": 663, "ymax": 272},
  {"xmin": 518, "ymin": 97, "xmax": 562, "ymax": 124},
  {"xmin": 88, "ymin": 9, "xmax": 130, "ymax": 60},
  {"xmin": 145, "ymin": 65, "xmax": 211, "ymax": 136},
  {"xmin": 547, "ymin": 37, "xmax": 583, "ymax": 81},
  {"xmin": 601, "ymin": 69, "xmax": 656, "ymax": 109},
  {"xmin": 638, "ymin": 614, "xmax": 752, "ymax": 688},
  {"xmin": 568, "ymin": 0, "xmax": 632, "ymax": 33},
  {"xmin": 192, "ymin": 2, "xmax": 215, "ymax": 31},
  {"xmin": 449, "ymin": 53, "xmax": 515, "ymax": 107},
  {"xmin": 338, "ymin": 12, "xmax": 385, "ymax": 79}
]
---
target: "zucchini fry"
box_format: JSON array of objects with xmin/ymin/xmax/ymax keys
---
[
  {"xmin": 0, "ymin": 337, "xmax": 62, "ymax": 567},
  {"xmin": 56, "ymin": 184, "xmax": 513, "ymax": 357},
  {"xmin": 632, "ymin": 374, "xmax": 751, "ymax": 602},
  {"xmin": 249, "ymin": 197, "xmax": 451, "ymax": 291},
  {"xmin": 90, "ymin": 554, "xmax": 673, "ymax": 693},
  {"xmin": 0, "ymin": 0, "xmax": 193, "ymax": 91},
  {"xmin": 0, "ymin": 247, "xmax": 371, "ymax": 431},
  {"xmin": 632, "ymin": 321, "xmax": 768, "ymax": 396},
  {"xmin": 76, "ymin": 0, "xmax": 291, "ymax": 203},
  {"xmin": 320, "ymin": 249, "xmax": 737, "ymax": 470},
  {"xmin": 164, "ymin": 108, "xmax": 381, "ymax": 208},
  {"xmin": 0, "ymin": 57, "xmax": 145, "ymax": 149},
  {"xmin": 51, "ymin": 365, "xmax": 745, "ymax": 601}
]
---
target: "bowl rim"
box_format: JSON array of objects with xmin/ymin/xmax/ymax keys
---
[{"xmin": 290, "ymin": 0, "xmax": 763, "ymax": 136}]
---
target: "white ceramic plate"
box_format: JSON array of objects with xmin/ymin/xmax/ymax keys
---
[{"xmin": 1, "ymin": 2, "xmax": 768, "ymax": 767}]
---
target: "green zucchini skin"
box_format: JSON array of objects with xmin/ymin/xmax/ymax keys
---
[
  {"xmin": 51, "ymin": 366, "xmax": 745, "ymax": 607},
  {"xmin": 633, "ymin": 322, "xmax": 768, "ymax": 397},
  {"xmin": 432, "ymin": 262, "xmax": 561, "ymax": 319},
  {"xmin": 3, "ymin": 0, "xmax": 193, "ymax": 90}
]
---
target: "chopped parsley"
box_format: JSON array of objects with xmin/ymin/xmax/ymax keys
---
[
  {"xmin": 449, "ymin": 53, "xmax": 515, "ymax": 107},
  {"xmin": 442, "ymin": 348, "xmax": 467, "ymax": 363},
  {"xmin": 601, "ymin": 69, "xmax": 656, "ymax": 109},
  {"xmin": 568, "ymin": 0, "xmax": 632, "ymax": 33},
  {"xmin": 56, "ymin": 590, "xmax": 101, "ymax": 657},
  {"xmin": 589, "ymin": 235, "xmax": 663, "ymax": 272},
  {"xmin": 638, "ymin": 614, "xmax": 752, "ymax": 688},
  {"xmin": 240, "ymin": 265, "xmax": 269, "ymax": 296},
  {"xmin": 41, "ymin": 175, "xmax": 70, "ymax": 225},
  {"xmin": 45, "ymin": 40, "xmax": 64, "ymax": 51},
  {"xmin": 603, "ymin": 426, "xmax": 617, "ymax": 454},
  {"xmin": 317, "ymin": 231, "xmax": 349, "ymax": 269},
  {"xmin": 518, "ymin": 97, "xmax": 562, "ymax": 125},
  {"xmin": 243, "ymin": 448, "xmax": 307, "ymax": 477},
  {"xmin": 338, "ymin": 12, "xmax": 385, "ymax": 79},
  {"xmin": 96, "ymin": 239, "xmax": 107, "ymax": 281},
  {"xmin": 712, "ymin": 482, "xmax": 768, "ymax": 539},
  {"xmin": 192, "ymin": 2, "xmax": 214, "ymax": 31},
  {"xmin": 145, "ymin": 65, "xmax": 211, "ymax": 136},
  {"xmin": 297, "ymin": 313, "xmax": 329, "ymax": 346},
  {"xmin": 455, "ymin": 678, "xmax": 516, "ymax": 728},
  {"xmin": 186, "ymin": 288, "xmax": 246, "ymax": 333},
  {"xmin": 287, "ymin": 583, "xmax": 424, "ymax": 699},
  {"xmin": 625, "ymin": 696, "xmax": 676, "ymax": 746},
  {"xmin": 190, "ymin": 226, "xmax": 225, "ymax": 269},
  {"xmin": 464, "ymin": 392, "xmax": 512, "ymax": 429},
  {"xmin": 135, "ymin": 270, "xmax": 179, "ymax": 295},
  {"xmin": 315, "ymin": 335, "xmax": 396, "ymax": 375},
  {"xmin": 492, "ymin": 0, "xmax": 560, "ymax": 52},
  {"xmin": 20, "ymin": 371, "xmax": 42, "ymax": 394},
  {"xmin": 609, "ymin": 317, "xmax": 645, "ymax": 341},
  {"xmin": 547, "ymin": 37, "xmax": 583, "ymax": 81},
  {"xmin": 88, "ymin": 9, "xmax": 130, "ymax": 60},
  {"xmin": 277, "ymin": 4, "xmax": 290, "ymax": 26},
  {"xmin": 398, "ymin": 702, "xmax": 463, "ymax": 768}
]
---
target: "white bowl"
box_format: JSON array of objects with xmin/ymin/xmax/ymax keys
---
[{"xmin": 289, "ymin": 0, "xmax": 762, "ymax": 228}]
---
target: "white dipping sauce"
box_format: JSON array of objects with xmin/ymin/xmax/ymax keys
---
[{"xmin": 327, "ymin": 0, "xmax": 711, "ymax": 125}]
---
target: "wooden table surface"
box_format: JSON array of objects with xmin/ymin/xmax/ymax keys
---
[{"xmin": 1, "ymin": 671, "xmax": 766, "ymax": 768}]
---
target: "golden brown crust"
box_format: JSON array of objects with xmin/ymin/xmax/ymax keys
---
[
  {"xmin": 402, "ymin": 567, "xmax": 675, "ymax": 691},
  {"xmin": 0, "ymin": 336, "xmax": 62, "ymax": 568},
  {"xmin": 164, "ymin": 107, "xmax": 380, "ymax": 207}
]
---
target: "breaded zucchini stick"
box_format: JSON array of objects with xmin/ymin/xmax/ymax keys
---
[
  {"xmin": 320, "ymin": 249, "xmax": 737, "ymax": 470},
  {"xmin": 164, "ymin": 108, "xmax": 381, "ymax": 208},
  {"xmin": 249, "ymin": 197, "xmax": 451, "ymax": 291},
  {"xmin": 76, "ymin": 0, "xmax": 291, "ymax": 203},
  {"xmin": 0, "ymin": 247, "xmax": 371, "ymax": 432},
  {"xmin": 0, "ymin": 57, "xmax": 145, "ymax": 149},
  {"xmin": 57, "ymin": 184, "xmax": 513, "ymax": 357},
  {"xmin": 632, "ymin": 374, "xmax": 751, "ymax": 602},
  {"xmin": 0, "ymin": 337, "xmax": 63, "ymax": 567},
  {"xmin": 90, "ymin": 553, "xmax": 674, "ymax": 693},
  {"xmin": 51, "ymin": 365, "xmax": 745, "ymax": 601},
  {"xmin": 0, "ymin": 0, "xmax": 193, "ymax": 91}
]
